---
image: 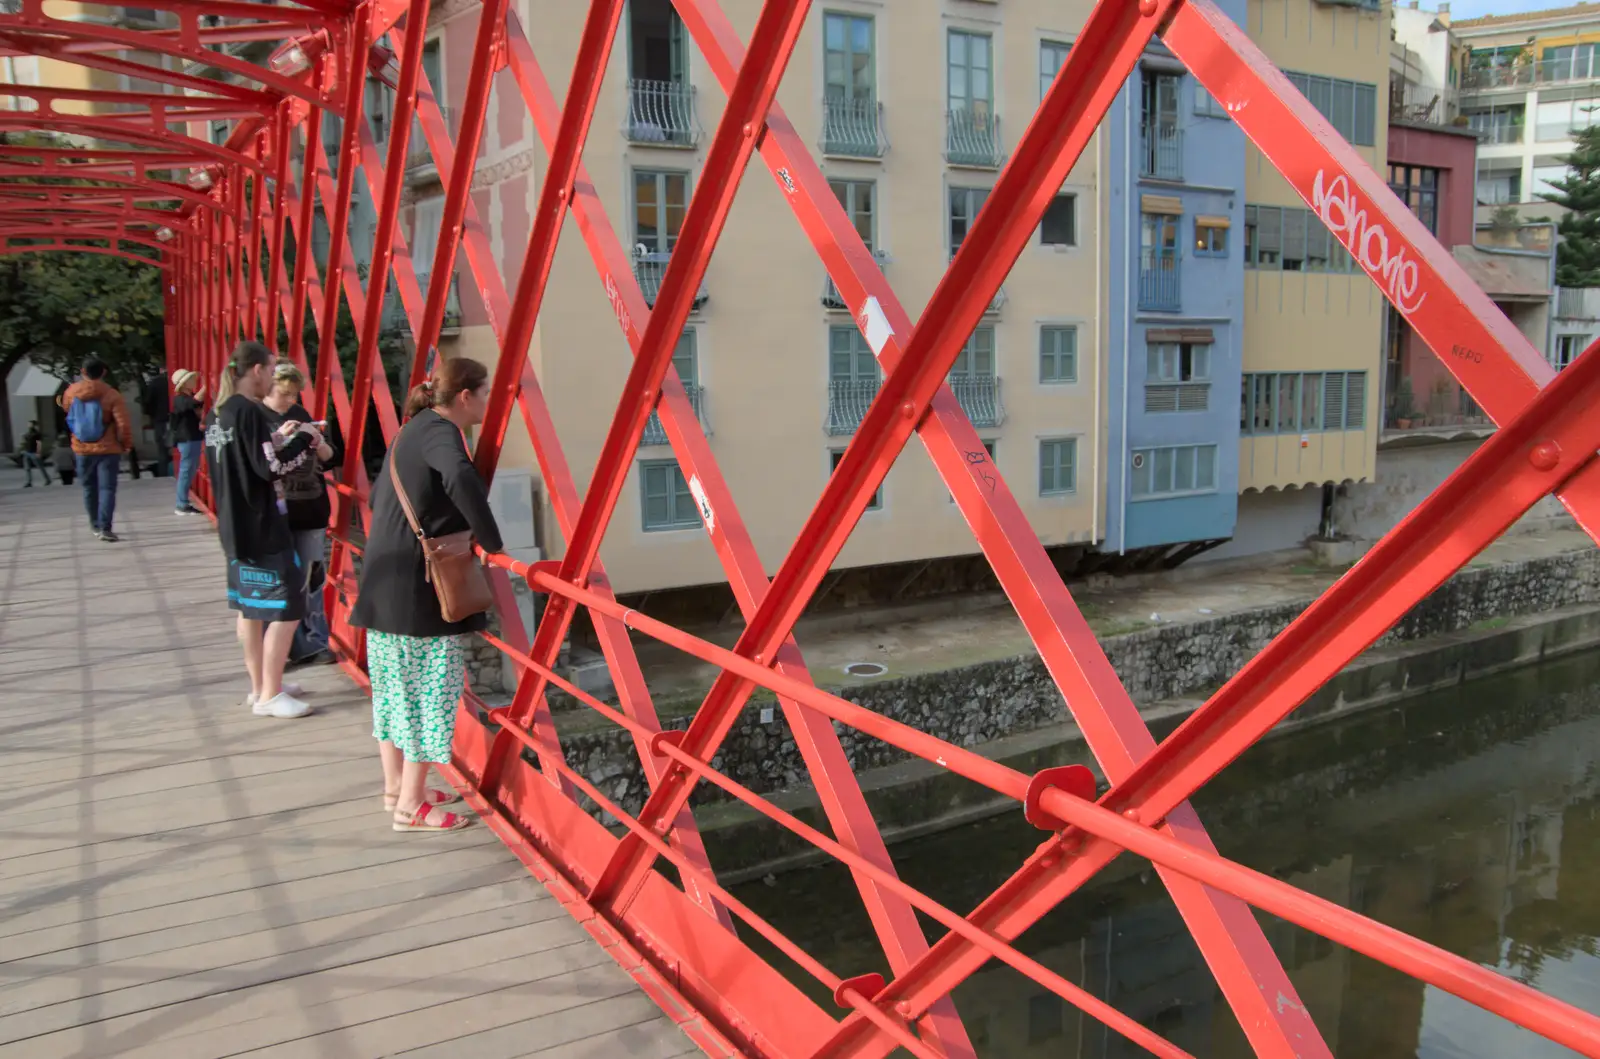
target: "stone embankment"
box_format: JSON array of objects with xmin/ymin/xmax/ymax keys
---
[{"xmin": 481, "ymin": 536, "xmax": 1600, "ymax": 875}]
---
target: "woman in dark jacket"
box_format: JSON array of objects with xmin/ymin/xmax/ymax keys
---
[{"xmin": 351, "ymin": 356, "xmax": 502, "ymax": 833}]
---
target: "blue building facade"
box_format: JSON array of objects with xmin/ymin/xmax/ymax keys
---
[{"xmin": 1104, "ymin": 30, "xmax": 1247, "ymax": 554}]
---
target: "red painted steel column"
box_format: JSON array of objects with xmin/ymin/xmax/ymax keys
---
[
  {"xmin": 478, "ymin": 0, "xmax": 812, "ymax": 806},
  {"xmin": 492, "ymin": 19, "xmax": 973, "ymax": 1049},
  {"xmin": 335, "ymin": 0, "xmax": 431, "ymax": 550},
  {"xmin": 229, "ymin": 169, "xmax": 248, "ymax": 348},
  {"xmin": 587, "ymin": 0, "xmax": 1159, "ymax": 910},
  {"xmin": 470, "ymin": 0, "xmax": 623, "ymax": 478},
  {"xmin": 387, "ymin": 29, "xmax": 741, "ymax": 928},
  {"xmin": 310, "ymin": 6, "xmax": 373, "ymax": 423},
  {"xmin": 287, "ymin": 69, "xmax": 326, "ymax": 373},
  {"xmin": 243, "ymin": 157, "xmax": 266, "ymax": 344},
  {"xmin": 264, "ymin": 107, "xmax": 292, "ymax": 353},
  {"xmin": 405, "ymin": 0, "xmax": 512, "ymax": 385}
]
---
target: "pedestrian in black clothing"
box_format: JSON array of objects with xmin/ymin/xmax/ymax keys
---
[
  {"xmin": 206, "ymin": 340, "xmax": 326, "ymax": 720},
  {"xmin": 261, "ymin": 358, "xmax": 343, "ymax": 664},
  {"xmin": 140, "ymin": 370, "xmax": 171, "ymax": 477},
  {"xmin": 351, "ymin": 356, "xmax": 501, "ymax": 832},
  {"xmin": 19, "ymin": 420, "xmax": 50, "ymax": 486}
]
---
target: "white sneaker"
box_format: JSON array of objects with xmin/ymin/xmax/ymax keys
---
[
  {"xmin": 244, "ymin": 681, "xmax": 305, "ymax": 709},
  {"xmin": 252, "ymin": 692, "xmax": 312, "ymax": 718}
]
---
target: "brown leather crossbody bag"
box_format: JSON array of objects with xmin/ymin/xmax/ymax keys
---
[{"xmin": 388, "ymin": 436, "xmax": 494, "ymax": 624}]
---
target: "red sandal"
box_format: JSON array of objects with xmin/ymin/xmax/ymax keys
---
[
  {"xmin": 393, "ymin": 802, "xmax": 471, "ymax": 833},
  {"xmin": 382, "ymin": 788, "xmax": 460, "ymax": 813}
]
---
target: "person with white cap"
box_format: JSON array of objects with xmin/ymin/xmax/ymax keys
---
[{"xmin": 170, "ymin": 367, "xmax": 206, "ymax": 514}]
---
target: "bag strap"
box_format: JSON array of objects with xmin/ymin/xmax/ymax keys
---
[{"xmin": 388, "ymin": 432, "xmax": 428, "ymax": 543}]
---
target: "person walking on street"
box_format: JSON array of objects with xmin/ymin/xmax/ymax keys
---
[
  {"xmin": 207, "ymin": 340, "xmax": 325, "ymax": 720},
  {"xmin": 352, "ymin": 356, "xmax": 501, "ymax": 833},
  {"xmin": 261, "ymin": 359, "xmax": 341, "ymax": 663},
  {"xmin": 19, "ymin": 420, "xmax": 50, "ymax": 486},
  {"xmin": 59, "ymin": 357, "xmax": 133, "ymax": 541},
  {"xmin": 170, "ymin": 369, "xmax": 206, "ymax": 514},
  {"xmin": 52, "ymin": 431, "xmax": 74, "ymax": 485},
  {"xmin": 141, "ymin": 369, "xmax": 171, "ymax": 478}
]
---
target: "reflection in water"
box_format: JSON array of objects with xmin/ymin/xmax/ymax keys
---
[{"xmin": 730, "ymin": 652, "xmax": 1600, "ymax": 1057}]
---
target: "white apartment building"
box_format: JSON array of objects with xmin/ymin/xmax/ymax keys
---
[{"xmin": 1456, "ymin": 3, "xmax": 1600, "ymax": 219}]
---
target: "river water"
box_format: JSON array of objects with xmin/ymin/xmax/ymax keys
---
[{"xmin": 730, "ymin": 651, "xmax": 1600, "ymax": 1058}]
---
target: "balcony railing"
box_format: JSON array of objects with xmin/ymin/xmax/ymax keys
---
[
  {"xmin": 626, "ymin": 79, "xmax": 700, "ymax": 147},
  {"xmin": 1388, "ymin": 82, "xmax": 1460, "ymax": 127},
  {"xmin": 946, "ymin": 106, "xmax": 1005, "ymax": 168},
  {"xmin": 406, "ymin": 107, "xmax": 451, "ymax": 174},
  {"xmin": 1140, "ymin": 121, "xmax": 1182, "ymax": 180},
  {"xmin": 949, "ymin": 374, "xmax": 1004, "ymax": 427},
  {"xmin": 1464, "ymin": 60, "xmax": 1600, "ymax": 92},
  {"xmin": 1557, "ymin": 286, "xmax": 1597, "ymax": 319},
  {"xmin": 821, "ymin": 95, "xmax": 888, "ymax": 158},
  {"xmin": 380, "ymin": 274, "xmax": 462, "ymax": 336},
  {"xmin": 1384, "ymin": 382, "xmax": 1494, "ymax": 432},
  {"xmin": 822, "ymin": 250, "xmax": 891, "ymax": 310},
  {"xmin": 633, "ymin": 250, "xmax": 709, "ymax": 311},
  {"xmin": 641, "ymin": 384, "xmax": 708, "ymax": 447},
  {"xmin": 826, "ymin": 377, "xmax": 878, "ymax": 435},
  {"xmin": 1139, "ymin": 247, "xmax": 1180, "ymax": 311},
  {"xmin": 1461, "ymin": 65, "xmax": 1533, "ymax": 91},
  {"xmin": 1471, "ymin": 121, "xmax": 1524, "ymax": 144}
]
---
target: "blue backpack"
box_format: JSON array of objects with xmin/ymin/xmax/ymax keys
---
[{"xmin": 67, "ymin": 395, "xmax": 106, "ymax": 443}]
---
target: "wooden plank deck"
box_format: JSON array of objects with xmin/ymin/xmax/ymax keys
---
[{"xmin": 0, "ymin": 470, "xmax": 699, "ymax": 1059}]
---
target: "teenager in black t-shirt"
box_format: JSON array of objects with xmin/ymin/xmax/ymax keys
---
[{"xmin": 204, "ymin": 341, "xmax": 324, "ymax": 720}]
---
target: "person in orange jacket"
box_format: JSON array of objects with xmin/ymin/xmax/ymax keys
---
[{"xmin": 58, "ymin": 357, "xmax": 134, "ymax": 542}]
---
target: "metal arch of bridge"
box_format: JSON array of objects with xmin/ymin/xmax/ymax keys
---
[{"xmin": 14, "ymin": 0, "xmax": 1599, "ymax": 1055}]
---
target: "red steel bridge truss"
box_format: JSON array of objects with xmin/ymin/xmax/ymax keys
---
[{"xmin": 8, "ymin": 0, "xmax": 1600, "ymax": 1055}]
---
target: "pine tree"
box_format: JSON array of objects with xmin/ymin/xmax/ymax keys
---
[{"xmin": 1540, "ymin": 123, "xmax": 1600, "ymax": 287}]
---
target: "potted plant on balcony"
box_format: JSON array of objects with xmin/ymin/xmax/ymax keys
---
[{"xmin": 1392, "ymin": 378, "xmax": 1416, "ymax": 430}]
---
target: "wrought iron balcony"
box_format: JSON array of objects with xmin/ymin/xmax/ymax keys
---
[
  {"xmin": 405, "ymin": 107, "xmax": 451, "ymax": 174},
  {"xmin": 640, "ymin": 384, "xmax": 708, "ymax": 447},
  {"xmin": 945, "ymin": 106, "xmax": 1005, "ymax": 169},
  {"xmin": 821, "ymin": 95, "xmax": 887, "ymax": 158},
  {"xmin": 626, "ymin": 79, "xmax": 700, "ymax": 147},
  {"xmin": 949, "ymin": 374, "xmax": 1004, "ymax": 427},
  {"xmin": 826, "ymin": 377, "xmax": 879, "ymax": 435},
  {"xmin": 821, "ymin": 250, "xmax": 891, "ymax": 310},
  {"xmin": 633, "ymin": 251, "xmax": 709, "ymax": 311},
  {"xmin": 1140, "ymin": 121, "xmax": 1182, "ymax": 180},
  {"xmin": 1139, "ymin": 247, "xmax": 1180, "ymax": 311}
]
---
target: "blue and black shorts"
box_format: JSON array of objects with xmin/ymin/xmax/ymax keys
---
[{"xmin": 227, "ymin": 551, "xmax": 306, "ymax": 623}]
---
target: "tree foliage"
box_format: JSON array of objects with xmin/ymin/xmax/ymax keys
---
[
  {"xmin": 1540, "ymin": 123, "xmax": 1600, "ymax": 287},
  {"xmin": 0, "ymin": 252, "xmax": 165, "ymax": 386}
]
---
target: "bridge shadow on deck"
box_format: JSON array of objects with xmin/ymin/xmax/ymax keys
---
[{"xmin": 0, "ymin": 471, "xmax": 696, "ymax": 1059}]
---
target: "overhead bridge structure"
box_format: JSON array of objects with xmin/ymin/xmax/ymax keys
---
[{"xmin": 8, "ymin": 0, "xmax": 1600, "ymax": 1055}]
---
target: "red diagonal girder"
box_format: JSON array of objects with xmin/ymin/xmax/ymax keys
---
[
  {"xmin": 402, "ymin": 0, "xmax": 512, "ymax": 385},
  {"xmin": 117, "ymin": 0, "xmax": 1600, "ymax": 1054},
  {"xmin": 472, "ymin": 10, "xmax": 980, "ymax": 1053},
  {"xmin": 472, "ymin": 0, "xmax": 822, "ymax": 819},
  {"xmin": 862, "ymin": 2, "xmax": 1600, "ymax": 1016},
  {"xmin": 309, "ymin": 2, "xmax": 373, "ymax": 422},
  {"xmin": 381, "ymin": 13, "xmax": 735, "ymax": 929},
  {"xmin": 551, "ymin": 3, "xmax": 1328, "ymax": 1057}
]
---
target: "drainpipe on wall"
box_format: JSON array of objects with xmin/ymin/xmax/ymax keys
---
[
  {"xmin": 1544, "ymin": 223, "xmax": 1559, "ymax": 366},
  {"xmin": 1118, "ymin": 74, "xmax": 1134, "ymax": 556}
]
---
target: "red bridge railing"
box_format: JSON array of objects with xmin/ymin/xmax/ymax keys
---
[{"xmin": 7, "ymin": 0, "xmax": 1600, "ymax": 1055}]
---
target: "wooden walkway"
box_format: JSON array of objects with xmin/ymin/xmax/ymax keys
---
[{"xmin": 0, "ymin": 471, "xmax": 699, "ymax": 1059}]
